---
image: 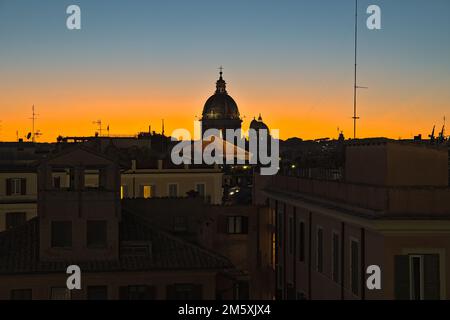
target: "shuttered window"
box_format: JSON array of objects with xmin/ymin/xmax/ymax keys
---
[
  {"xmin": 332, "ymin": 232, "xmax": 340, "ymax": 283},
  {"xmin": 227, "ymin": 216, "xmax": 248, "ymax": 234},
  {"xmin": 298, "ymin": 221, "xmax": 305, "ymax": 262},
  {"xmin": 5, "ymin": 178, "xmax": 26, "ymax": 196},
  {"xmin": 350, "ymin": 240, "xmax": 359, "ymax": 296},
  {"xmin": 316, "ymin": 228, "xmax": 323, "ymax": 273},
  {"xmin": 394, "ymin": 254, "xmax": 440, "ymax": 300}
]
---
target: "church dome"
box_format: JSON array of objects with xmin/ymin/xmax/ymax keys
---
[
  {"xmin": 250, "ymin": 114, "xmax": 269, "ymax": 131},
  {"xmin": 202, "ymin": 71, "xmax": 240, "ymax": 120}
]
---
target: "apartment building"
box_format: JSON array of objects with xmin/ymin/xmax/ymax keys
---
[
  {"xmin": 0, "ymin": 142, "xmax": 224, "ymax": 232},
  {"xmin": 255, "ymin": 141, "xmax": 450, "ymax": 300},
  {"xmin": 119, "ymin": 159, "xmax": 223, "ymax": 204}
]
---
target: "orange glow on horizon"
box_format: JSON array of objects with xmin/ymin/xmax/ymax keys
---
[{"xmin": 0, "ymin": 75, "xmax": 446, "ymax": 142}]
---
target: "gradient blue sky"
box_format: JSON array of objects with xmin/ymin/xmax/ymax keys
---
[{"xmin": 0, "ymin": 0, "xmax": 449, "ymax": 141}]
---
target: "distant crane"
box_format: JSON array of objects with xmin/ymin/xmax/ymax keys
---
[
  {"xmin": 429, "ymin": 125, "xmax": 436, "ymax": 143},
  {"xmin": 438, "ymin": 116, "xmax": 446, "ymax": 143}
]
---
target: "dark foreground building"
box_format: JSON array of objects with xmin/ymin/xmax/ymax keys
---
[
  {"xmin": 255, "ymin": 141, "xmax": 450, "ymax": 300},
  {"xmin": 0, "ymin": 146, "xmax": 236, "ymax": 300}
]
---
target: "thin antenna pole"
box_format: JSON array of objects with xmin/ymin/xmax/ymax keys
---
[
  {"xmin": 31, "ymin": 105, "xmax": 37, "ymax": 142},
  {"xmin": 353, "ymin": 0, "xmax": 359, "ymax": 139}
]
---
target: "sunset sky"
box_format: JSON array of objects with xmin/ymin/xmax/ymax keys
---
[{"xmin": 0, "ymin": 0, "xmax": 449, "ymax": 142}]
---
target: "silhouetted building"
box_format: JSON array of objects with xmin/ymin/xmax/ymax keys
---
[{"xmin": 201, "ymin": 71, "xmax": 242, "ymax": 136}]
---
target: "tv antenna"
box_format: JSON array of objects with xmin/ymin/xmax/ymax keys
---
[
  {"xmin": 352, "ymin": 0, "xmax": 368, "ymax": 139},
  {"xmin": 92, "ymin": 120, "xmax": 102, "ymax": 136},
  {"xmin": 29, "ymin": 105, "xmax": 40, "ymax": 142}
]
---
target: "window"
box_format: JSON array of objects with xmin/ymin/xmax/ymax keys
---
[
  {"xmin": 332, "ymin": 232, "xmax": 340, "ymax": 283},
  {"xmin": 142, "ymin": 185, "xmax": 154, "ymax": 199},
  {"xmin": 84, "ymin": 169, "xmax": 100, "ymax": 188},
  {"xmin": 119, "ymin": 285, "xmax": 155, "ymax": 300},
  {"xmin": 167, "ymin": 284, "xmax": 202, "ymax": 300},
  {"xmin": 395, "ymin": 254, "xmax": 440, "ymax": 300},
  {"xmin": 410, "ymin": 255, "xmax": 423, "ymax": 300},
  {"xmin": 316, "ymin": 228, "xmax": 323, "ymax": 273},
  {"xmin": 168, "ymin": 184, "xmax": 178, "ymax": 197},
  {"xmin": 227, "ymin": 216, "xmax": 248, "ymax": 234},
  {"xmin": 173, "ymin": 216, "xmax": 188, "ymax": 232},
  {"xmin": 51, "ymin": 221, "xmax": 72, "ymax": 248},
  {"xmin": 350, "ymin": 240, "xmax": 360, "ymax": 296},
  {"xmin": 87, "ymin": 286, "xmax": 108, "ymax": 300},
  {"xmin": 10, "ymin": 289, "xmax": 32, "ymax": 300},
  {"xmin": 196, "ymin": 183, "xmax": 206, "ymax": 197},
  {"xmin": 299, "ymin": 221, "xmax": 305, "ymax": 262},
  {"xmin": 5, "ymin": 178, "xmax": 26, "ymax": 196},
  {"xmin": 5, "ymin": 212, "xmax": 26, "ymax": 229},
  {"xmin": 50, "ymin": 287, "xmax": 71, "ymax": 300},
  {"xmin": 289, "ymin": 217, "xmax": 294, "ymax": 255},
  {"xmin": 87, "ymin": 221, "xmax": 107, "ymax": 248}
]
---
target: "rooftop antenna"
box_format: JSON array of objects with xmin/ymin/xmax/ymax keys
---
[
  {"xmin": 162, "ymin": 119, "xmax": 165, "ymax": 136},
  {"xmin": 92, "ymin": 120, "xmax": 102, "ymax": 136},
  {"xmin": 352, "ymin": 0, "xmax": 368, "ymax": 139},
  {"xmin": 29, "ymin": 105, "xmax": 39, "ymax": 142}
]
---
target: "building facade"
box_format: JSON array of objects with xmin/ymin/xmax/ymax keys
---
[{"xmin": 255, "ymin": 141, "xmax": 450, "ymax": 300}]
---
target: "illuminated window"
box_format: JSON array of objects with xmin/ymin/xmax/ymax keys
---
[{"xmin": 143, "ymin": 185, "xmax": 154, "ymax": 199}]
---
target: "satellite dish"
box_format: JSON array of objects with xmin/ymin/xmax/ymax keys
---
[{"xmin": 26, "ymin": 132, "xmax": 32, "ymax": 139}]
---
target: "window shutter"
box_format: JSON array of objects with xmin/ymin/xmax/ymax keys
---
[
  {"xmin": 21, "ymin": 178, "xmax": 27, "ymax": 195},
  {"xmin": 394, "ymin": 255, "xmax": 410, "ymax": 300},
  {"xmin": 424, "ymin": 254, "xmax": 440, "ymax": 300},
  {"xmin": 6, "ymin": 178, "xmax": 11, "ymax": 196}
]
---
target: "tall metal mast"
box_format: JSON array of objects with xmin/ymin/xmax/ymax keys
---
[
  {"xmin": 30, "ymin": 105, "xmax": 38, "ymax": 142},
  {"xmin": 352, "ymin": 0, "xmax": 359, "ymax": 139}
]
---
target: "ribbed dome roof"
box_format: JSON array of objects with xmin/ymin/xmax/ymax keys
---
[
  {"xmin": 250, "ymin": 114, "xmax": 269, "ymax": 131},
  {"xmin": 202, "ymin": 71, "xmax": 240, "ymax": 120}
]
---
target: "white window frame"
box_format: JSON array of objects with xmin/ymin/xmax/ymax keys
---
[{"xmin": 10, "ymin": 178, "xmax": 22, "ymax": 195}]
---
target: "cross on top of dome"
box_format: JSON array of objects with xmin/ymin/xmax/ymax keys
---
[{"xmin": 216, "ymin": 66, "xmax": 227, "ymax": 94}]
